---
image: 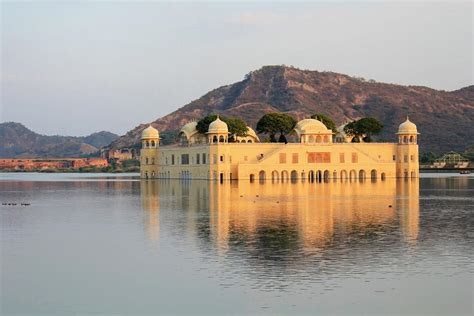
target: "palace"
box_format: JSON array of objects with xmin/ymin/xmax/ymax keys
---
[{"xmin": 140, "ymin": 117, "xmax": 419, "ymax": 181}]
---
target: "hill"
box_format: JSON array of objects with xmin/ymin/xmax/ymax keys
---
[
  {"xmin": 80, "ymin": 66, "xmax": 474, "ymax": 154},
  {"xmin": 0, "ymin": 122, "xmax": 119, "ymax": 158}
]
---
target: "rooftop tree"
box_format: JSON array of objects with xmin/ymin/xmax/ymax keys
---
[
  {"xmin": 310, "ymin": 113, "xmax": 338, "ymax": 133},
  {"xmin": 343, "ymin": 117, "xmax": 384, "ymax": 142},
  {"xmin": 256, "ymin": 113, "xmax": 297, "ymax": 143}
]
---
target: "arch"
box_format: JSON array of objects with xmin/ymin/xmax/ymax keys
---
[
  {"xmin": 349, "ymin": 169, "xmax": 357, "ymax": 180},
  {"xmin": 324, "ymin": 135, "xmax": 329, "ymax": 143},
  {"xmin": 308, "ymin": 170, "xmax": 315, "ymax": 182},
  {"xmin": 290, "ymin": 170, "xmax": 298, "ymax": 182},
  {"xmin": 248, "ymin": 140, "xmax": 253, "ymax": 143},
  {"xmin": 213, "ymin": 135, "xmax": 218, "ymax": 143},
  {"xmin": 249, "ymin": 174, "xmax": 255, "ymax": 182},
  {"xmin": 316, "ymin": 136, "xmax": 322, "ymax": 143},
  {"xmin": 404, "ymin": 171, "xmax": 409, "ymax": 179},
  {"xmin": 316, "ymin": 170, "xmax": 322, "ymax": 182},
  {"xmin": 219, "ymin": 135, "xmax": 225, "ymax": 143},
  {"xmin": 281, "ymin": 170, "xmax": 289, "ymax": 182},
  {"xmin": 323, "ymin": 170, "xmax": 330, "ymax": 181},
  {"xmin": 333, "ymin": 170, "xmax": 337, "ymax": 179},
  {"xmin": 409, "ymin": 136, "xmax": 414, "ymax": 143},
  {"xmin": 271, "ymin": 170, "xmax": 279, "ymax": 182},
  {"xmin": 381, "ymin": 172, "xmax": 386, "ymax": 180},
  {"xmin": 151, "ymin": 140, "xmax": 156, "ymax": 147},
  {"xmin": 309, "ymin": 135, "xmax": 315, "ymax": 143},
  {"xmin": 359, "ymin": 169, "xmax": 366, "ymax": 180},
  {"xmin": 370, "ymin": 169, "xmax": 377, "ymax": 180},
  {"xmin": 146, "ymin": 140, "xmax": 150, "ymax": 148},
  {"xmin": 259, "ymin": 170, "xmax": 266, "ymax": 182},
  {"xmin": 152, "ymin": 171, "xmax": 155, "ymax": 178},
  {"xmin": 403, "ymin": 136, "xmax": 408, "ymax": 143},
  {"xmin": 411, "ymin": 171, "xmax": 416, "ymax": 178},
  {"xmin": 236, "ymin": 140, "xmax": 240, "ymax": 143},
  {"xmin": 340, "ymin": 170, "xmax": 348, "ymax": 180},
  {"xmin": 145, "ymin": 172, "xmax": 149, "ymax": 179}
]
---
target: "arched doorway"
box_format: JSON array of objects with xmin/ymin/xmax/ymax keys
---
[
  {"xmin": 370, "ymin": 169, "xmax": 377, "ymax": 180},
  {"xmin": 381, "ymin": 172, "xmax": 386, "ymax": 180},
  {"xmin": 259, "ymin": 170, "xmax": 266, "ymax": 182},
  {"xmin": 316, "ymin": 170, "xmax": 322, "ymax": 182},
  {"xmin": 349, "ymin": 170, "xmax": 357, "ymax": 181},
  {"xmin": 281, "ymin": 170, "xmax": 289, "ymax": 182},
  {"xmin": 290, "ymin": 170, "xmax": 298, "ymax": 182},
  {"xmin": 308, "ymin": 170, "xmax": 315, "ymax": 182},
  {"xmin": 340, "ymin": 170, "xmax": 348, "ymax": 180},
  {"xmin": 272, "ymin": 170, "xmax": 279, "ymax": 182},
  {"xmin": 250, "ymin": 174, "xmax": 255, "ymax": 182},
  {"xmin": 323, "ymin": 170, "xmax": 330, "ymax": 182},
  {"xmin": 359, "ymin": 169, "xmax": 366, "ymax": 180}
]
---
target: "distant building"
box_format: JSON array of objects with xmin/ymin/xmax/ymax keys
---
[
  {"xmin": 140, "ymin": 117, "xmax": 419, "ymax": 181},
  {"xmin": 0, "ymin": 158, "xmax": 108, "ymax": 171},
  {"xmin": 103, "ymin": 148, "xmax": 135, "ymax": 163}
]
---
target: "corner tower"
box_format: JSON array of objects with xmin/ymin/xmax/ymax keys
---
[
  {"xmin": 396, "ymin": 117, "xmax": 419, "ymax": 178},
  {"xmin": 140, "ymin": 125, "xmax": 160, "ymax": 179}
]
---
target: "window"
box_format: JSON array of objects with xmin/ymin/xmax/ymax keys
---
[
  {"xmin": 220, "ymin": 155, "xmax": 224, "ymax": 162},
  {"xmin": 202, "ymin": 153, "xmax": 206, "ymax": 164},
  {"xmin": 308, "ymin": 152, "xmax": 331, "ymax": 163},
  {"xmin": 181, "ymin": 154, "xmax": 189, "ymax": 165},
  {"xmin": 410, "ymin": 155, "xmax": 414, "ymax": 161},
  {"xmin": 151, "ymin": 158, "xmax": 155, "ymax": 165},
  {"xmin": 279, "ymin": 153, "xmax": 287, "ymax": 164},
  {"xmin": 292, "ymin": 153, "xmax": 298, "ymax": 163},
  {"xmin": 171, "ymin": 155, "xmax": 175, "ymax": 165},
  {"xmin": 393, "ymin": 155, "xmax": 396, "ymax": 161},
  {"xmin": 351, "ymin": 153, "xmax": 358, "ymax": 163},
  {"xmin": 404, "ymin": 155, "xmax": 408, "ymax": 163},
  {"xmin": 196, "ymin": 154, "xmax": 200, "ymax": 164},
  {"xmin": 145, "ymin": 157, "xmax": 149, "ymax": 165},
  {"xmin": 339, "ymin": 153, "xmax": 345, "ymax": 163}
]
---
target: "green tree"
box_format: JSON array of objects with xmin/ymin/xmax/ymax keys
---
[
  {"xmin": 344, "ymin": 117, "xmax": 383, "ymax": 142},
  {"xmin": 310, "ymin": 113, "xmax": 337, "ymax": 133},
  {"xmin": 256, "ymin": 113, "xmax": 297, "ymax": 142},
  {"xmin": 196, "ymin": 114, "xmax": 248, "ymax": 142}
]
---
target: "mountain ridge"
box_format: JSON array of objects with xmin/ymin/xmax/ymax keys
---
[
  {"xmin": 110, "ymin": 65, "xmax": 473, "ymax": 154},
  {"xmin": 0, "ymin": 122, "xmax": 119, "ymax": 158}
]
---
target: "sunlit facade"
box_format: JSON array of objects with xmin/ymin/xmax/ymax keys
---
[{"xmin": 140, "ymin": 117, "xmax": 419, "ymax": 181}]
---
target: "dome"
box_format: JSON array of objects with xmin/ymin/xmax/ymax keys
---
[
  {"xmin": 141, "ymin": 125, "xmax": 159, "ymax": 139},
  {"xmin": 397, "ymin": 117, "xmax": 418, "ymax": 134},
  {"xmin": 208, "ymin": 116, "xmax": 228, "ymax": 134},
  {"xmin": 294, "ymin": 119, "xmax": 331, "ymax": 137},
  {"xmin": 180, "ymin": 121, "xmax": 198, "ymax": 138},
  {"xmin": 246, "ymin": 126, "xmax": 259, "ymax": 139}
]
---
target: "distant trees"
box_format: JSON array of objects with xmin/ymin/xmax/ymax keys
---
[
  {"xmin": 344, "ymin": 117, "xmax": 383, "ymax": 142},
  {"xmin": 256, "ymin": 113, "xmax": 296, "ymax": 142},
  {"xmin": 310, "ymin": 113, "xmax": 337, "ymax": 133},
  {"xmin": 196, "ymin": 114, "xmax": 248, "ymax": 141}
]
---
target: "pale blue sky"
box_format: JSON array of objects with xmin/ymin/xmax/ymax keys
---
[{"xmin": 1, "ymin": 1, "xmax": 472, "ymax": 136}]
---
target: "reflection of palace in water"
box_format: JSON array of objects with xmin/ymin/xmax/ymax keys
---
[{"xmin": 140, "ymin": 179, "xmax": 420, "ymax": 252}]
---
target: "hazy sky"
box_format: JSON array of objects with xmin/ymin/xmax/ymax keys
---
[{"xmin": 1, "ymin": 1, "xmax": 472, "ymax": 136}]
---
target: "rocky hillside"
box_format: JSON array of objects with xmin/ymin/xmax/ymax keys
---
[
  {"xmin": 0, "ymin": 122, "xmax": 119, "ymax": 158},
  {"xmin": 113, "ymin": 65, "xmax": 473, "ymax": 154}
]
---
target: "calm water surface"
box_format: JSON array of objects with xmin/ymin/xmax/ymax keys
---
[{"xmin": 1, "ymin": 173, "xmax": 473, "ymax": 315}]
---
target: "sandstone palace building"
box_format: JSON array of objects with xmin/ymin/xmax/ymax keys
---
[{"xmin": 140, "ymin": 117, "xmax": 419, "ymax": 181}]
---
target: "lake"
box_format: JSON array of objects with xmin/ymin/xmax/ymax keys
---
[{"xmin": 1, "ymin": 173, "xmax": 473, "ymax": 315}]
